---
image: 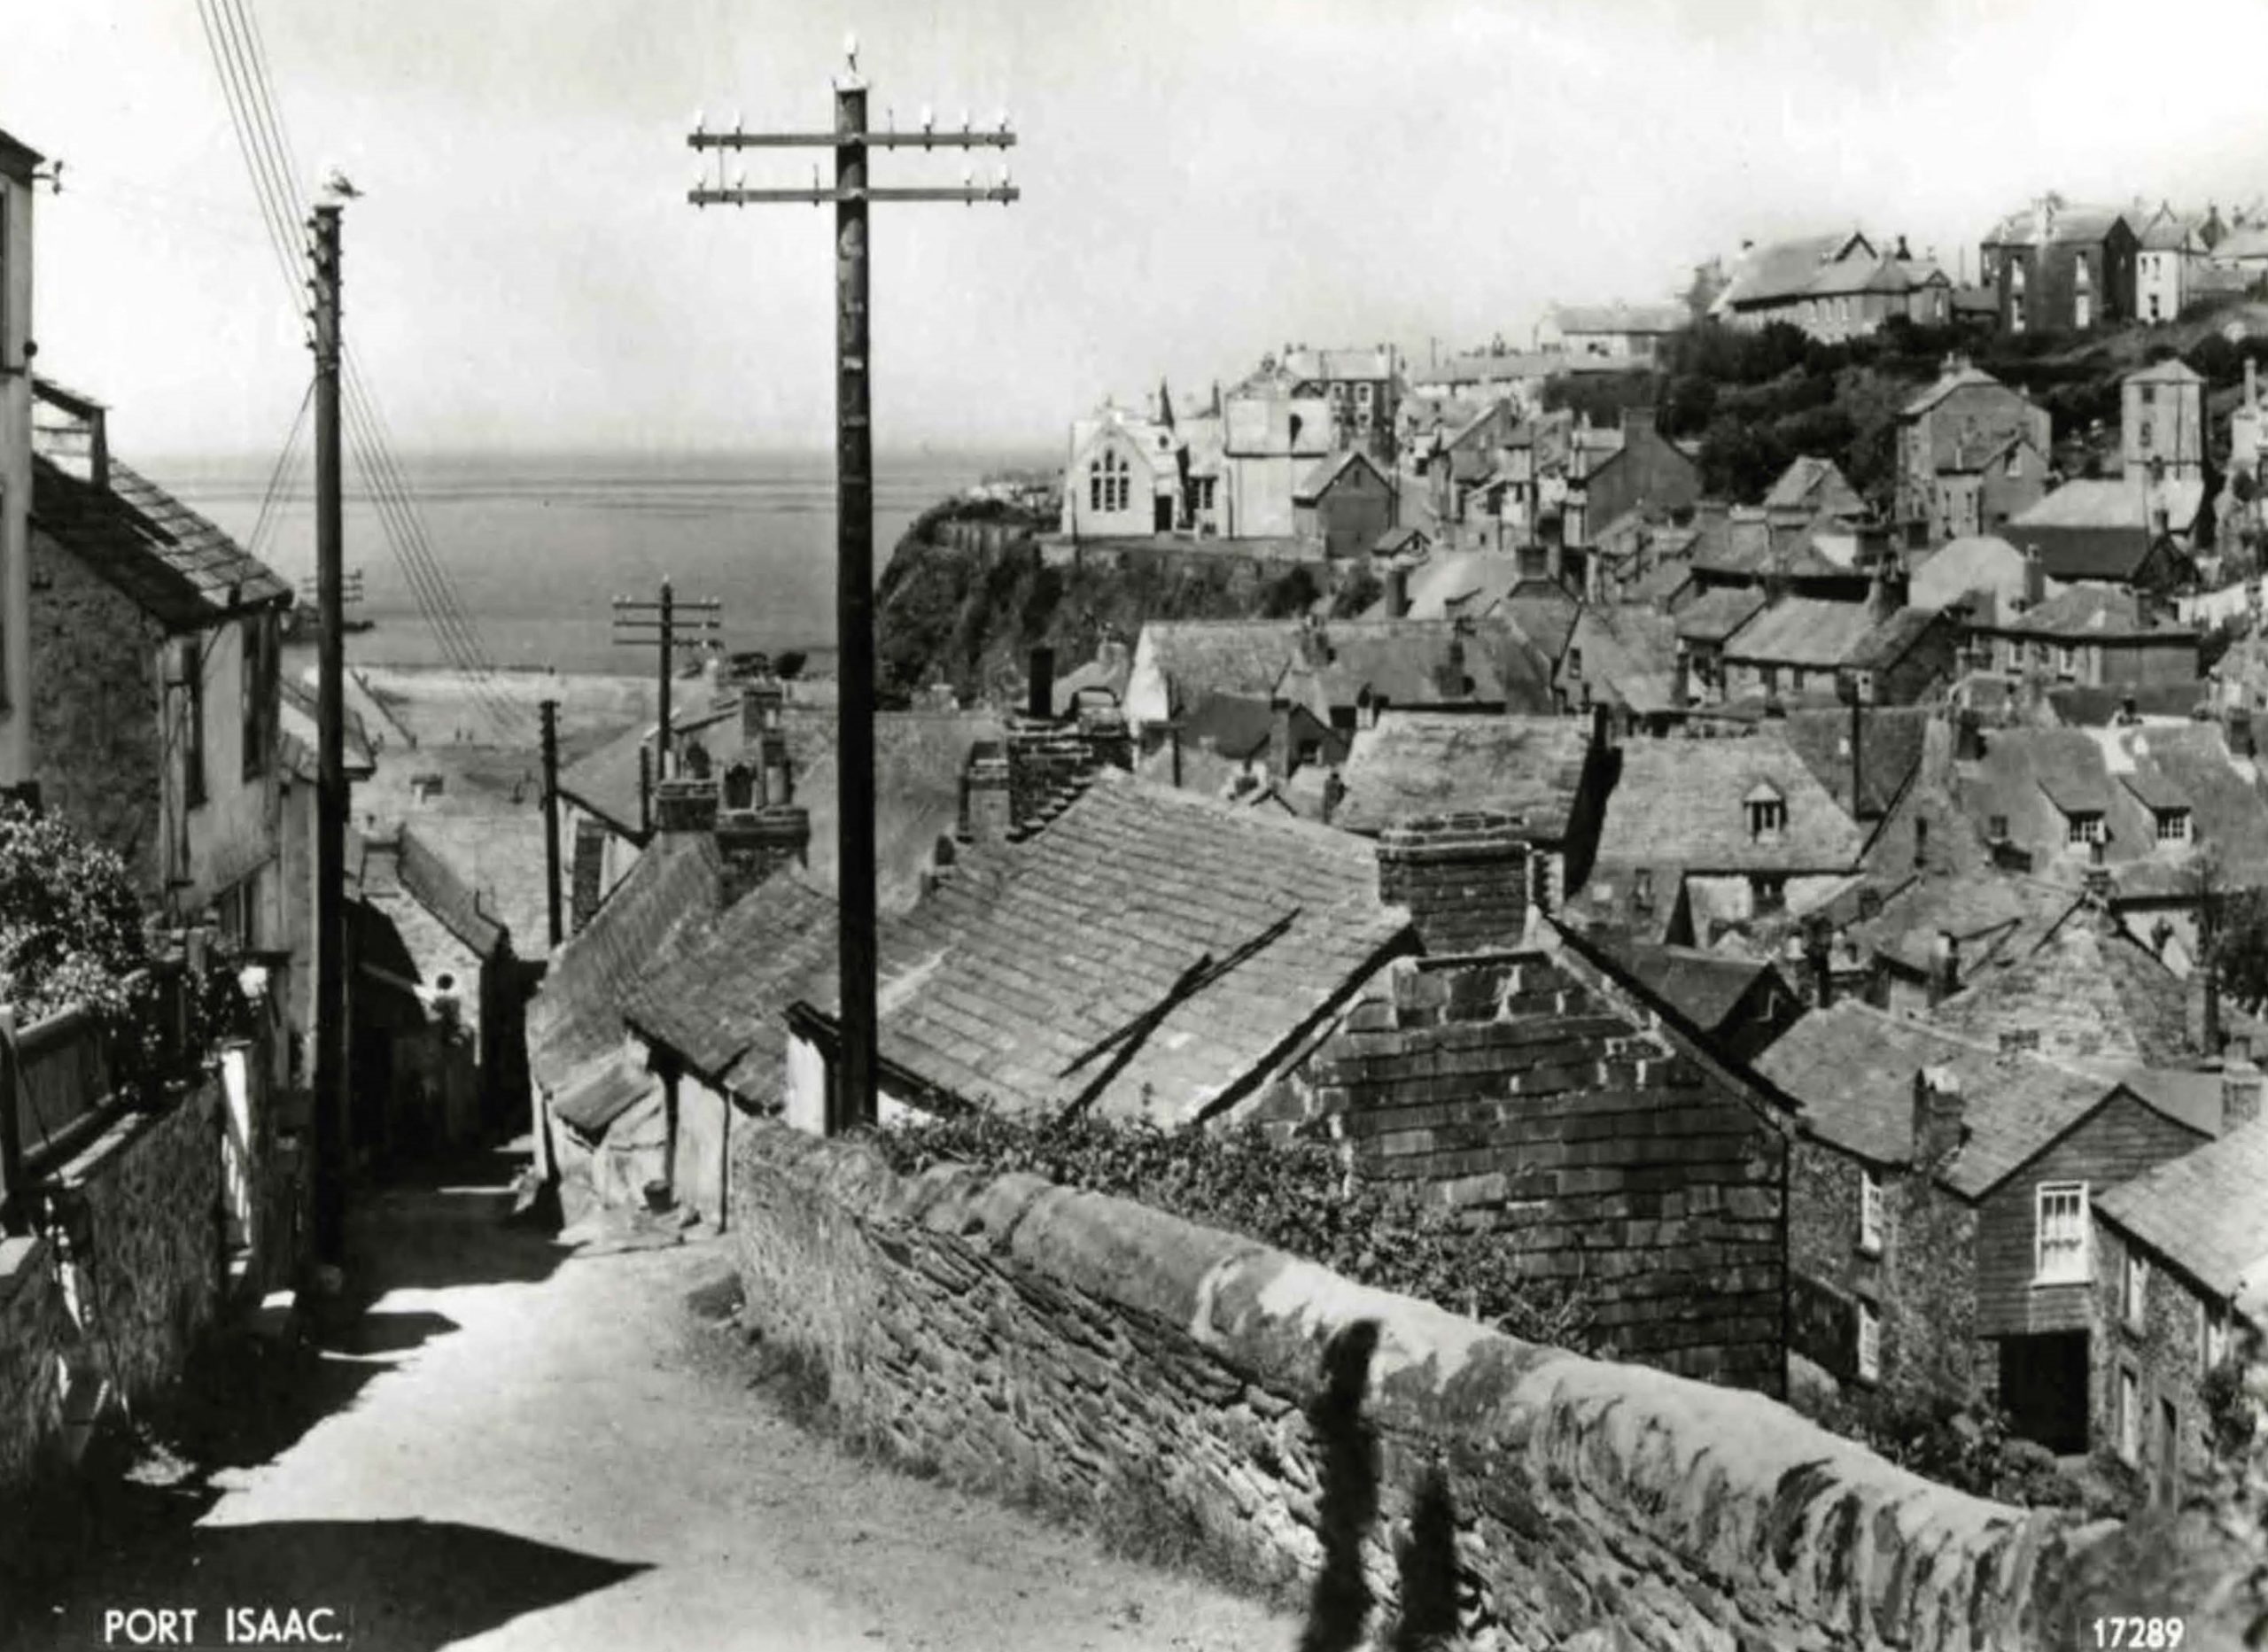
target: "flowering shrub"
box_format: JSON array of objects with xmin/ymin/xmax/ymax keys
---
[{"xmin": 869, "ymin": 1106, "xmax": 1597, "ymax": 1354}]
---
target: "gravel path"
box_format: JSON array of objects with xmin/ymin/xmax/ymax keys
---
[{"xmin": 27, "ymin": 1156, "xmax": 1295, "ymax": 1652}]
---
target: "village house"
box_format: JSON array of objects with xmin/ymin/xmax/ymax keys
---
[
  {"xmin": 555, "ymin": 680, "xmax": 999, "ymax": 927},
  {"xmin": 0, "ymin": 129, "xmax": 39, "ymax": 792},
  {"xmin": 1560, "ymin": 408, "xmax": 1703, "ymax": 551},
  {"xmin": 1531, "ymin": 301, "xmax": 1690, "ymax": 361},
  {"xmin": 1588, "ymin": 723, "xmax": 1868, "ymax": 940},
  {"xmin": 1131, "ymin": 686, "xmax": 1343, "ymax": 814},
  {"xmin": 1682, "ymin": 504, "xmax": 1881, "ymax": 607},
  {"xmin": 1894, "ymin": 359, "xmax": 2054, "ymax": 547},
  {"xmin": 2005, "ymin": 476, "xmax": 2205, "ymax": 593},
  {"xmin": 1764, "ymin": 456, "xmax": 1866, "ymax": 523},
  {"xmin": 2207, "ymin": 222, "xmax": 2268, "ymax": 281},
  {"xmin": 1612, "ymin": 941, "xmax": 1806, "ymax": 1063},
  {"xmin": 1401, "ymin": 351, "xmax": 1553, "ymax": 409},
  {"xmin": 1218, "ymin": 368, "xmax": 1337, "ymax": 540},
  {"xmin": 1292, "ymin": 446, "xmax": 1396, "ymax": 560},
  {"xmin": 1961, "ymin": 584, "xmax": 2202, "ymax": 693},
  {"xmin": 748, "ymin": 682, "xmax": 1802, "ymax": 1392},
  {"xmin": 2135, "ymin": 205, "xmax": 2215, "ymax": 325},
  {"xmin": 1422, "ymin": 399, "xmax": 1519, "ymax": 528},
  {"xmin": 1759, "ymin": 995, "xmax": 2225, "ymax": 1457},
  {"xmin": 1709, "ymin": 230, "xmax": 1876, "ymax": 333},
  {"xmin": 1909, "ymin": 534, "xmax": 2054, "ymax": 617},
  {"xmin": 1980, "ymin": 199, "xmax": 2138, "ymax": 334},
  {"xmin": 1793, "ymin": 250, "xmax": 1953, "ymax": 343},
  {"xmin": 2092, "ymin": 1089, "xmax": 2268, "ymax": 1502},
  {"xmin": 1713, "ymin": 583, "xmax": 1960, "ymax": 711},
  {"xmin": 25, "ymin": 378, "xmax": 291, "ymax": 942},
  {"xmin": 1948, "ymin": 717, "xmax": 2268, "ymax": 971},
  {"xmin": 2122, "ymin": 357, "xmax": 2207, "ymax": 485},
  {"xmin": 1844, "ymin": 869, "xmax": 2082, "ymax": 1020},
  {"xmin": 1280, "ymin": 344, "xmax": 1402, "ymax": 460},
  {"xmin": 1329, "ymin": 710, "xmax": 1615, "ymax": 911},
  {"xmin": 1122, "ymin": 615, "xmax": 1551, "ymax": 756},
  {"xmin": 1558, "ymin": 601, "xmax": 1683, "ymax": 725}
]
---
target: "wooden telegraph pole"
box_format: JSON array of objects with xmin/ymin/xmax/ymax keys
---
[
  {"xmin": 309, "ymin": 200, "xmax": 347, "ymax": 1272},
  {"xmin": 687, "ymin": 36, "xmax": 1018, "ymax": 1134},
  {"xmin": 611, "ymin": 578, "xmax": 721, "ymax": 784},
  {"xmin": 539, "ymin": 698, "xmax": 563, "ymax": 950}
]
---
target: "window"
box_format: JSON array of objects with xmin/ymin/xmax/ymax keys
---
[
  {"xmin": 2124, "ymin": 1250, "xmax": 2150, "ymax": 1330},
  {"xmin": 2156, "ymin": 808, "xmax": 2192, "ymax": 844},
  {"xmin": 2204, "ymin": 1307, "xmax": 2230, "ymax": 1373},
  {"xmin": 242, "ymin": 614, "xmax": 276, "ymax": 780},
  {"xmin": 1859, "ymin": 1169, "xmax": 1884, "ymax": 1255},
  {"xmin": 2141, "ymin": 384, "xmax": 2157, "ymax": 407},
  {"xmin": 1750, "ymin": 873, "xmax": 1787, "ymax": 912},
  {"xmin": 2057, "ymin": 645, "xmax": 2078, "ymax": 680},
  {"xmin": 1566, "ymin": 648, "xmax": 1582, "ymax": 680},
  {"xmin": 1088, "ymin": 448, "xmax": 1130, "ymax": 514},
  {"xmin": 2140, "ymin": 420, "xmax": 2154, "ymax": 452},
  {"xmin": 1988, "ymin": 813, "xmax": 2010, "ymax": 842},
  {"xmin": 215, "ymin": 871, "xmax": 258, "ymax": 951},
  {"xmin": 1746, "ymin": 796, "xmax": 1787, "ymax": 839},
  {"xmin": 2065, "ymin": 810, "xmax": 2103, "ymax": 848},
  {"xmin": 1856, "ymin": 1300, "xmax": 1882, "ymax": 1383},
  {"xmin": 2119, "ymin": 1367, "xmax": 2141, "ymax": 1463},
  {"xmin": 2035, "ymin": 1182, "xmax": 2090, "ymax": 1283},
  {"xmin": 1631, "ymin": 867, "xmax": 1654, "ymax": 911},
  {"xmin": 181, "ymin": 637, "xmax": 207, "ymax": 809}
]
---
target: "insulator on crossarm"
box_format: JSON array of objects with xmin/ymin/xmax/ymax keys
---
[
  {"xmin": 733, "ymin": 165, "xmax": 747, "ymax": 190},
  {"xmin": 920, "ymin": 104, "xmax": 934, "ymax": 136},
  {"xmin": 693, "ymin": 107, "xmax": 706, "ymax": 134},
  {"xmin": 997, "ymin": 107, "xmax": 1009, "ymax": 135}
]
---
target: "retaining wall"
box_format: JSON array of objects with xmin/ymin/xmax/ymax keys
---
[
  {"xmin": 0, "ymin": 1235, "xmax": 69, "ymax": 1493},
  {"xmin": 733, "ymin": 1119, "xmax": 2255, "ymax": 1650}
]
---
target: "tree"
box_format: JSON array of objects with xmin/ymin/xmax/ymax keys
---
[
  {"xmin": 773, "ymin": 649, "xmax": 808, "ymax": 681},
  {"xmin": 0, "ymin": 799, "xmax": 150, "ymax": 1023}
]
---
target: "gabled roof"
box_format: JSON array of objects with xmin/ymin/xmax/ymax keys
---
[
  {"xmin": 1900, "ymin": 360, "xmax": 2025, "ymax": 417},
  {"xmin": 2096, "ymin": 1113, "xmax": 2268, "ymax": 1303},
  {"xmin": 1983, "ymin": 204, "xmax": 2130, "ymax": 249},
  {"xmin": 2011, "ymin": 477, "xmax": 2206, "ymax": 533},
  {"xmin": 1675, "ymin": 586, "xmax": 1767, "ymax": 644},
  {"xmin": 1763, "ymin": 456, "xmax": 1863, "ymax": 516},
  {"xmin": 1782, "ymin": 705, "xmax": 1930, "ymax": 820},
  {"xmin": 794, "ymin": 773, "xmax": 1413, "ymax": 1125},
  {"xmin": 1851, "ymin": 870, "xmax": 2080, "ymax": 980},
  {"xmin": 1274, "ymin": 617, "xmax": 1548, "ymax": 717},
  {"xmin": 1332, "ymin": 712, "xmax": 1592, "ymax": 838},
  {"xmin": 621, "ymin": 870, "xmax": 840, "ymax": 1103},
  {"xmin": 1545, "ymin": 301, "xmax": 1690, "ymax": 337},
  {"xmin": 1596, "ymin": 729, "xmax": 1866, "ymax": 873},
  {"xmin": 31, "ymin": 456, "xmax": 294, "ymax": 631},
  {"xmin": 1293, "ymin": 446, "xmax": 1389, "ymax": 505},
  {"xmin": 1720, "ymin": 596, "xmax": 1898, "ymax": 669},
  {"xmin": 1756, "ymin": 998, "xmax": 2201, "ymax": 1196},
  {"xmin": 1615, "ymin": 943, "xmax": 1780, "ymax": 1031},
  {"xmin": 1909, "ymin": 535, "xmax": 2032, "ymax": 614},
  {"xmin": 1566, "ymin": 603, "xmax": 1680, "ymax": 713},
  {"xmin": 527, "ymin": 832, "xmax": 725, "ymax": 1094},
  {"xmin": 1930, "ymin": 919, "xmax": 2196, "ymax": 1073},
  {"xmin": 1282, "ymin": 345, "xmax": 1397, "ymax": 384},
  {"xmin": 1993, "ymin": 584, "xmax": 2194, "ymax": 641},
  {"xmin": 1714, "ymin": 230, "xmax": 1875, "ymax": 310},
  {"xmin": 2125, "ymin": 357, "xmax": 2207, "ymax": 387}
]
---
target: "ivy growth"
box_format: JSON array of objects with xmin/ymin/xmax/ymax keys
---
[{"xmin": 869, "ymin": 1106, "xmax": 1596, "ymax": 1354}]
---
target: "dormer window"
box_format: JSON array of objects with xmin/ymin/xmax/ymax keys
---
[
  {"xmin": 2155, "ymin": 807, "xmax": 2192, "ymax": 844},
  {"xmin": 1745, "ymin": 784, "xmax": 1787, "ymax": 842},
  {"xmin": 1566, "ymin": 648, "xmax": 1583, "ymax": 680},
  {"xmin": 1988, "ymin": 814, "xmax": 2009, "ymax": 842},
  {"xmin": 2065, "ymin": 810, "xmax": 2104, "ymax": 848}
]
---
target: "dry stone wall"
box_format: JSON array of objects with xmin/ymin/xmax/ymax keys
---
[
  {"xmin": 0, "ymin": 1235, "xmax": 69, "ymax": 1493},
  {"xmin": 733, "ymin": 1120, "xmax": 2256, "ymax": 1651}
]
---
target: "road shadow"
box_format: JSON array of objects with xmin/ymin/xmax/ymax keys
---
[
  {"xmin": 342, "ymin": 1145, "xmax": 574, "ymax": 1294},
  {"xmin": 24, "ymin": 1517, "xmax": 649, "ymax": 1652}
]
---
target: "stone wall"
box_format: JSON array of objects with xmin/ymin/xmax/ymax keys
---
[
  {"xmin": 27, "ymin": 527, "xmax": 166, "ymax": 892},
  {"xmin": 41, "ymin": 1086, "xmax": 224, "ymax": 1410},
  {"xmin": 1269, "ymin": 950, "xmax": 1788, "ymax": 1392},
  {"xmin": 1789, "ymin": 1139, "xmax": 1984, "ymax": 1423},
  {"xmin": 0, "ymin": 1234, "xmax": 69, "ymax": 1495},
  {"xmin": 731, "ymin": 1120, "xmax": 2248, "ymax": 1650}
]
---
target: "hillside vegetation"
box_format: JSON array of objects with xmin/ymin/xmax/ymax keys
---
[{"xmin": 874, "ymin": 502, "xmax": 1367, "ymax": 706}]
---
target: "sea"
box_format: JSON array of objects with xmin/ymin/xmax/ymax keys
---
[{"xmin": 153, "ymin": 447, "xmax": 1051, "ymax": 678}]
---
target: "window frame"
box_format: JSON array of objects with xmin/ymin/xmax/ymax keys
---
[
  {"xmin": 2123, "ymin": 1248, "xmax": 2149, "ymax": 1330},
  {"xmin": 1856, "ymin": 1299, "xmax": 1882, "ymax": 1384},
  {"xmin": 2034, "ymin": 1181, "xmax": 2091, "ymax": 1284},
  {"xmin": 1746, "ymin": 796, "xmax": 1788, "ymax": 840},
  {"xmin": 2065, "ymin": 810, "xmax": 2102, "ymax": 849},
  {"xmin": 1858, "ymin": 1168, "xmax": 1885, "ymax": 1256},
  {"xmin": 181, "ymin": 635, "xmax": 208, "ymax": 810},
  {"xmin": 2156, "ymin": 807, "xmax": 2192, "ymax": 844},
  {"xmin": 2119, "ymin": 1366, "xmax": 2141, "ymax": 1464}
]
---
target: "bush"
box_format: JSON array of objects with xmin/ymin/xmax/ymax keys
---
[
  {"xmin": 868, "ymin": 1107, "xmax": 1596, "ymax": 1353},
  {"xmin": 0, "ymin": 800, "xmax": 149, "ymax": 1023}
]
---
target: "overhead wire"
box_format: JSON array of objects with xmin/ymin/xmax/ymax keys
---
[{"xmin": 194, "ymin": 0, "xmax": 532, "ymax": 741}]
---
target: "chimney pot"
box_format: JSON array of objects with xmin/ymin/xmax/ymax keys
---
[
  {"xmin": 1029, "ymin": 647, "xmax": 1057, "ymax": 720},
  {"xmin": 1912, "ymin": 1064, "xmax": 1966, "ymax": 1167},
  {"xmin": 2225, "ymin": 1059, "xmax": 2263, "ymax": 1132}
]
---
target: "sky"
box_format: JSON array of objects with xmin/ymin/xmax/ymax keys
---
[{"xmin": 4, "ymin": 0, "xmax": 2267, "ymax": 461}]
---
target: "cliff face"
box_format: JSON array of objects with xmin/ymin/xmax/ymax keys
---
[{"xmin": 875, "ymin": 503, "xmax": 1371, "ymax": 707}]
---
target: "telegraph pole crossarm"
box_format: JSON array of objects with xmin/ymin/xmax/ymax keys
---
[
  {"xmin": 610, "ymin": 578, "xmax": 722, "ymax": 784},
  {"xmin": 686, "ymin": 37, "xmax": 1019, "ymax": 1138}
]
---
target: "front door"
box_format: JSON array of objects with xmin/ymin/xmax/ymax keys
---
[{"xmin": 1999, "ymin": 1332, "xmax": 2092, "ymax": 1454}]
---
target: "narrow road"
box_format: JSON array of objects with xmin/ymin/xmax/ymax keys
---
[{"xmin": 28, "ymin": 1150, "xmax": 1294, "ymax": 1652}]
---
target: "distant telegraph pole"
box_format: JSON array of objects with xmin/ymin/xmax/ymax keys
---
[
  {"xmin": 687, "ymin": 35, "xmax": 1019, "ymax": 1135},
  {"xmin": 309, "ymin": 200, "xmax": 348, "ymax": 1274},
  {"xmin": 538, "ymin": 698, "xmax": 563, "ymax": 950},
  {"xmin": 610, "ymin": 578, "xmax": 721, "ymax": 784}
]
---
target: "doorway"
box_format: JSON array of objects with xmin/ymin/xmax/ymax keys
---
[{"xmin": 1998, "ymin": 1331, "xmax": 2092, "ymax": 1454}]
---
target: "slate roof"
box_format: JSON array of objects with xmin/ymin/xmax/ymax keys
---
[
  {"xmin": 1909, "ymin": 535, "xmax": 2033, "ymax": 614},
  {"xmin": 556, "ymin": 702, "xmax": 998, "ymax": 913},
  {"xmin": 526, "ymin": 831, "xmax": 725, "ymax": 1094},
  {"xmin": 1715, "ymin": 231, "xmax": 1875, "ymax": 309},
  {"xmin": 551, "ymin": 1057, "xmax": 660, "ymax": 1138},
  {"xmin": 1596, "ymin": 729, "xmax": 1866, "ymax": 873},
  {"xmin": 395, "ymin": 826, "xmax": 508, "ymax": 959},
  {"xmin": 1992, "ymin": 585, "xmax": 2193, "ymax": 641},
  {"xmin": 620, "ymin": 871, "xmax": 841, "ymax": 1104},
  {"xmin": 1955, "ymin": 722, "xmax": 2268, "ymax": 895},
  {"xmin": 278, "ymin": 676, "xmax": 376, "ymax": 782},
  {"xmin": 0, "ymin": 128, "xmax": 43, "ymax": 178},
  {"xmin": 1755, "ymin": 998, "xmax": 2187, "ymax": 1197},
  {"xmin": 795, "ymin": 772, "xmax": 1412, "ymax": 1125},
  {"xmin": 2097, "ymin": 1114, "xmax": 2268, "ymax": 1301},
  {"xmin": 31, "ymin": 456, "xmax": 293, "ymax": 631},
  {"xmin": 2125, "ymin": 358, "xmax": 2207, "ymax": 387},
  {"xmin": 1676, "ymin": 586, "xmax": 1767, "ymax": 644},
  {"xmin": 1783, "ymin": 705, "xmax": 1930, "ymax": 819},
  {"xmin": 1983, "ymin": 204, "xmax": 2130, "ymax": 248},
  {"xmin": 1616, "ymin": 943, "xmax": 1776, "ymax": 1031},
  {"xmin": 1332, "ymin": 713, "xmax": 1592, "ymax": 838},
  {"xmin": 1720, "ymin": 596, "xmax": 1884, "ymax": 668},
  {"xmin": 1764, "ymin": 457, "xmax": 1863, "ymax": 516},
  {"xmin": 1902, "ymin": 363, "xmax": 2016, "ymax": 418},
  {"xmin": 2007, "ymin": 480, "xmax": 2206, "ymax": 582},
  {"xmin": 1293, "ymin": 447, "xmax": 1387, "ymax": 504},
  {"xmin": 1138, "ymin": 621, "xmax": 1310, "ymax": 709},
  {"xmin": 1397, "ymin": 553, "xmax": 1526, "ymax": 622},
  {"xmin": 1565, "ymin": 604, "xmax": 1680, "ymax": 713},
  {"xmin": 400, "ymin": 812, "xmax": 555, "ymax": 957},
  {"xmin": 1850, "ymin": 870, "xmax": 2080, "ymax": 979},
  {"xmin": 1546, "ymin": 302, "xmax": 1690, "ymax": 337},
  {"xmin": 1275, "ymin": 618, "xmax": 1548, "ymax": 717},
  {"xmin": 1500, "ymin": 581, "xmax": 1581, "ymax": 663},
  {"xmin": 1930, "ymin": 919, "xmax": 2196, "ymax": 1073}
]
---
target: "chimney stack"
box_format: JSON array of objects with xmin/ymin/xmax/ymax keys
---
[
  {"xmin": 1376, "ymin": 810, "xmax": 1534, "ymax": 950},
  {"xmin": 2230, "ymin": 706, "xmax": 2256, "ymax": 759},
  {"xmin": 2225, "ymin": 1059, "xmax": 2263, "ymax": 1132},
  {"xmin": 1028, "ymin": 646, "xmax": 1056, "ymax": 722},
  {"xmin": 652, "ymin": 777, "xmax": 719, "ymax": 835},
  {"xmin": 1912, "ymin": 1064, "xmax": 1966, "ymax": 1168},
  {"xmin": 1271, "ymin": 698, "xmax": 1296, "ymax": 779},
  {"xmin": 1926, "ymin": 929, "xmax": 1960, "ymax": 1006},
  {"xmin": 2020, "ymin": 550, "xmax": 2047, "ymax": 609},
  {"xmin": 1671, "ymin": 648, "xmax": 1691, "ymax": 710},
  {"xmin": 1383, "ymin": 564, "xmax": 1410, "ymax": 619}
]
